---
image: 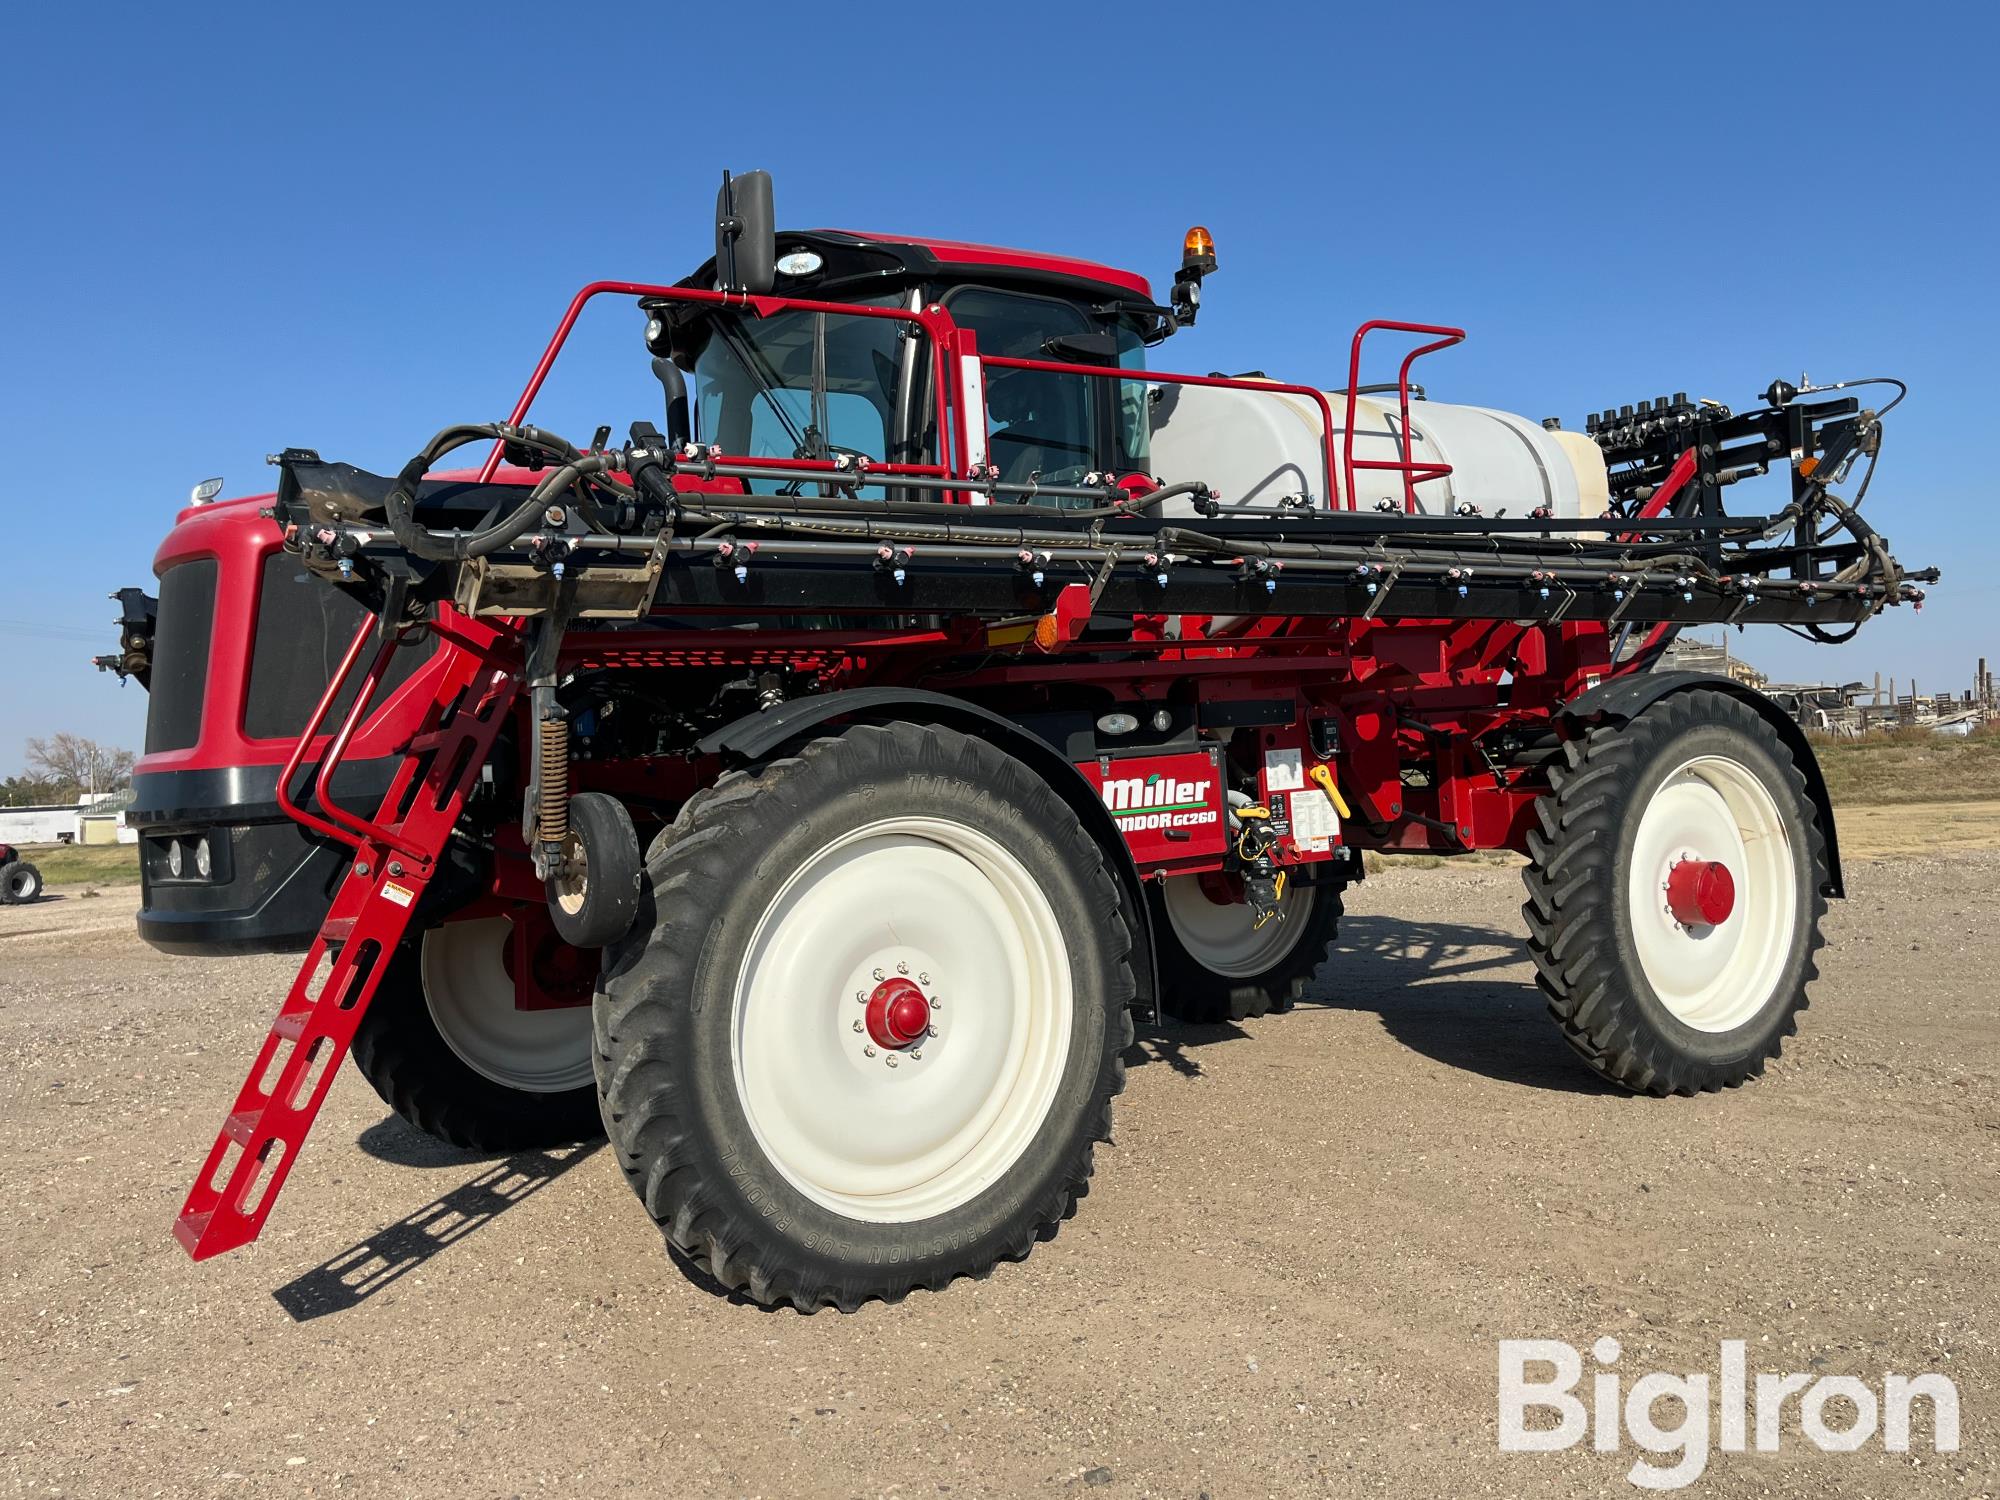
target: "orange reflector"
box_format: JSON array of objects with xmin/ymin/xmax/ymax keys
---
[
  {"xmin": 1797, "ymin": 457, "xmax": 1819, "ymax": 477},
  {"xmin": 1033, "ymin": 613, "xmax": 1062, "ymax": 652}
]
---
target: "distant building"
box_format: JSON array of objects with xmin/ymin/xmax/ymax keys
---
[{"xmin": 0, "ymin": 789, "xmax": 137, "ymax": 846}]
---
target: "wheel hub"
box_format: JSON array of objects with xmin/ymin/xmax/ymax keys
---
[
  {"xmin": 1665, "ymin": 856, "xmax": 1735, "ymax": 928},
  {"xmin": 865, "ymin": 978, "xmax": 932, "ymax": 1050}
]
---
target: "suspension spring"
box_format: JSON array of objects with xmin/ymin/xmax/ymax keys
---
[{"xmin": 537, "ymin": 716, "xmax": 570, "ymax": 845}]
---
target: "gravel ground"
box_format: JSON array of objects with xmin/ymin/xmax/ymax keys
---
[{"xmin": 1, "ymin": 853, "xmax": 1993, "ymax": 1498}]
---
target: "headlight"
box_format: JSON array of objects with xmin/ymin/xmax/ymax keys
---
[
  {"xmin": 194, "ymin": 838, "xmax": 212, "ymax": 880},
  {"xmin": 167, "ymin": 839, "xmax": 183, "ymax": 878}
]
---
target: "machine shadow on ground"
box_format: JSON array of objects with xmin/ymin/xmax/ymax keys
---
[
  {"xmin": 271, "ymin": 1129, "xmax": 604, "ymax": 1321},
  {"xmin": 1128, "ymin": 912, "xmax": 1617, "ymax": 1096}
]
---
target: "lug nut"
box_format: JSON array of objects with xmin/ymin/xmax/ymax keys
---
[
  {"xmin": 863, "ymin": 1046, "xmax": 877, "ymax": 1058},
  {"xmin": 885, "ymin": 1056, "xmax": 899, "ymax": 1068},
  {"xmin": 852, "ymin": 1020, "xmax": 863, "ymax": 1033},
  {"xmin": 896, "ymin": 961, "xmax": 909, "ymax": 975}
]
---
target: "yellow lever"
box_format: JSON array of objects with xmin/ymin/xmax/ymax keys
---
[{"xmin": 1308, "ymin": 763, "xmax": 1352, "ymax": 820}]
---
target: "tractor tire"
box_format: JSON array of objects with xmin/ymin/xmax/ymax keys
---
[
  {"xmin": 1521, "ymin": 688, "xmax": 1826, "ymax": 1095},
  {"xmin": 1, "ymin": 861, "xmax": 44, "ymax": 905},
  {"xmin": 1149, "ymin": 873, "xmax": 1342, "ymax": 1024},
  {"xmin": 350, "ymin": 914, "xmax": 603, "ymax": 1151},
  {"xmin": 594, "ymin": 722, "xmax": 1135, "ymax": 1311}
]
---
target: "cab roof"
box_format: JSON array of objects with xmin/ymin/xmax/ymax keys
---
[
  {"xmin": 824, "ymin": 231, "xmax": 1154, "ymax": 301},
  {"xmin": 677, "ymin": 229, "xmax": 1155, "ymax": 305}
]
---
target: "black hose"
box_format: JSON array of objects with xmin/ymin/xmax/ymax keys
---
[
  {"xmin": 382, "ymin": 424, "xmax": 608, "ymax": 563},
  {"xmin": 1086, "ymin": 480, "xmax": 1212, "ymax": 519}
]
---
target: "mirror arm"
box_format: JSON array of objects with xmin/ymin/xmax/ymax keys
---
[
  {"xmin": 651, "ymin": 357, "xmax": 691, "ymax": 448},
  {"xmin": 716, "ymin": 170, "xmax": 741, "ymax": 293}
]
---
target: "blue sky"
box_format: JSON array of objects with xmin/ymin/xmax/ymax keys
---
[{"xmin": 3, "ymin": 1, "xmax": 1994, "ymax": 774}]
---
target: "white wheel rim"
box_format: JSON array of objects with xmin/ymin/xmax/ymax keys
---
[
  {"xmin": 731, "ymin": 816, "xmax": 1074, "ymax": 1224},
  {"xmin": 1160, "ymin": 873, "xmax": 1316, "ymax": 978},
  {"xmin": 420, "ymin": 917, "xmax": 595, "ymax": 1092},
  {"xmin": 1626, "ymin": 754, "xmax": 1796, "ymax": 1033}
]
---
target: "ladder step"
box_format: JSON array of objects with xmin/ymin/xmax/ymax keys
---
[
  {"xmin": 171, "ymin": 1210, "xmax": 212, "ymax": 1256},
  {"xmin": 222, "ymin": 1108, "xmax": 263, "ymax": 1147},
  {"xmin": 272, "ymin": 1009, "xmax": 315, "ymax": 1043}
]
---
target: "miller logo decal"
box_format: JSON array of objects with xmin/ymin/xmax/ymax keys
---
[
  {"xmin": 1098, "ymin": 769, "xmax": 1220, "ymax": 834},
  {"xmin": 1076, "ymin": 751, "xmax": 1228, "ymax": 858}
]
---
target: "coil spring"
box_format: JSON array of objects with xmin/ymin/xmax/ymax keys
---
[{"xmin": 537, "ymin": 717, "xmax": 569, "ymax": 845}]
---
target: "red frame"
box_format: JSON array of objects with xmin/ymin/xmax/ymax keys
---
[
  {"xmin": 155, "ymin": 267, "xmax": 1644, "ymax": 1264},
  {"xmin": 136, "ymin": 275, "xmax": 1629, "ymax": 890}
]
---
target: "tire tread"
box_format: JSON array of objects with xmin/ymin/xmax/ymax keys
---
[
  {"xmin": 596, "ymin": 723, "xmax": 1134, "ymax": 1311},
  {"xmin": 1519, "ymin": 689, "xmax": 1827, "ymax": 1095}
]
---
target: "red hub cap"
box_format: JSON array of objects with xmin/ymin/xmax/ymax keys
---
[
  {"xmin": 1666, "ymin": 858, "xmax": 1736, "ymax": 927},
  {"xmin": 865, "ymin": 978, "xmax": 931, "ymax": 1050}
]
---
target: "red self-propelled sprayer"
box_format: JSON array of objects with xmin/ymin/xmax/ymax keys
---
[{"xmin": 99, "ymin": 171, "xmax": 1932, "ymax": 1309}]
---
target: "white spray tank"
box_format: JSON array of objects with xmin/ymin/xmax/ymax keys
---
[{"xmin": 1146, "ymin": 381, "xmax": 1609, "ymax": 523}]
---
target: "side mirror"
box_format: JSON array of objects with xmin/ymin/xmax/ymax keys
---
[{"xmin": 715, "ymin": 169, "xmax": 776, "ymax": 297}]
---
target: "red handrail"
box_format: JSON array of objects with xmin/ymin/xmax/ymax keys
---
[
  {"xmin": 477, "ymin": 281, "xmax": 961, "ymax": 484},
  {"xmin": 307, "ymin": 630, "xmax": 434, "ymax": 862},
  {"xmin": 273, "ymin": 616, "xmax": 434, "ymax": 864},
  {"xmin": 980, "ymin": 355, "xmax": 1350, "ymax": 509},
  {"xmin": 274, "ymin": 616, "xmax": 378, "ymax": 849},
  {"xmin": 1342, "ymin": 320, "xmax": 1466, "ymax": 512},
  {"xmin": 484, "ymin": 284, "xmax": 1466, "ymax": 518}
]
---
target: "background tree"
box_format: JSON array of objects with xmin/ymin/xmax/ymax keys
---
[
  {"xmin": 22, "ymin": 734, "xmax": 136, "ymax": 801},
  {"xmin": 0, "ymin": 774, "xmax": 75, "ymax": 807}
]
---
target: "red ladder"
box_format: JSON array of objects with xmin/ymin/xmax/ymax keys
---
[{"xmin": 174, "ymin": 609, "xmax": 519, "ymax": 1260}]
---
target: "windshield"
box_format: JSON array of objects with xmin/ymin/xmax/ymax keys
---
[
  {"xmin": 692, "ymin": 300, "xmax": 904, "ymax": 493},
  {"xmin": 688, "ymin": 289, "xmax": 1150, "ymax": 502}
]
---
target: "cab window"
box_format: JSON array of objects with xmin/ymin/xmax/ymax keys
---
[
  {"xmin": 943, "ymin": 287, "xmax": 1153, "ymax": 501},
  {"xmin": 943, "ymin": 287, "xmax": 1102, "ymax": 494},
  {"xmin": 691, "ymin": 299, "xmax": 903, "ymax": 492}
]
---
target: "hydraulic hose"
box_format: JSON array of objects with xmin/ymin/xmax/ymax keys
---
[{"xmin": 382, "ymin": 423, "xmax": 613, "ymax": 563}]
